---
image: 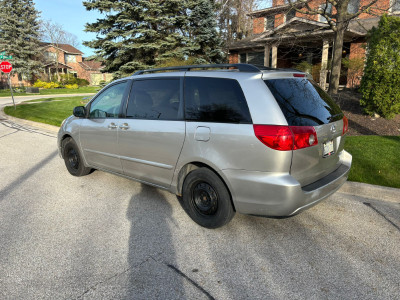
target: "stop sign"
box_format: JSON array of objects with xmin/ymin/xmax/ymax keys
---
[{"xmin": 0, "ymin": 61, "xmax": 12, "ymax": 73}]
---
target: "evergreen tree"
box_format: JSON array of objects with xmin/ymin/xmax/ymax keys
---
[
  {"xmin": 360, "ymin": 15, "xmax": 400, "ymax": 119},
  {"xmin": 187, "ymin": 0, "xmax": 225, "ymax": 64},
  {"xmin": 83, "ymin": 0, "xmax": 224, "ymax": 76},
  {"xmin": 0, "ymin": 0, "xmax": 42, "ymax": 81}
]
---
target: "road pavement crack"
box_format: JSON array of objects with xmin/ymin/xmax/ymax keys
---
[
  {"xmin": 363, "ymin": 202, "xmax": 400, "ymax": 232},
  {"xmin": 166, "ymin": 264, "xmax": 216, "ymax": 300}
]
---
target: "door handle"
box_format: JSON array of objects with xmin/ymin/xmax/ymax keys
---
[
  {"xmin": 108, "ymin": 123, "xmax": 118, "ymax": 129},
  {"xmin": 119, "ymin": 123, "xmax": 130, "ymax": 130}
]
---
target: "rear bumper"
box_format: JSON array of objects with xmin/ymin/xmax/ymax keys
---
[{"xmin": 221, "ymin": 150, "xmax": 352, "ymax": 217}]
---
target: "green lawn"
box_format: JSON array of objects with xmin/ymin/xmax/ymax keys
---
[
  {"xmin": 3, "ymin": 96, "xmax": 88, "ymax": 126},
  {"xmin": 3, "ymin": 98, "xmax": 400, "ymax": 189},
  {"xmin": 344, "ymin": 136, "xmax": 400, "ymax": 188},
  {"xmin": 0, "ymin": 86, "xmax": 99, "ymax": 97}
]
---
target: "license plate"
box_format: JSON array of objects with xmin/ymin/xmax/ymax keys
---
[{"xmin": 323, "ymin": 140, "xmax": 334, "ymax": 157}]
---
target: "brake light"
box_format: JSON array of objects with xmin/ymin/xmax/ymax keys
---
[
  {"xmin": 254, "ymin": 125, "xmax": 318, "ymax": 151},
  {"xmin": 342, "ymin": 116, "xmax": 348, "ymax": 135},
  {"xmin": 293, "ymin": 73, "xmax": 305, "ymax": 77}
]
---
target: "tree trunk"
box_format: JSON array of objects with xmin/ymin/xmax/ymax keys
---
[{"xmin": 328, "ymin": 24, "xmax": 345, "ymax": 94}]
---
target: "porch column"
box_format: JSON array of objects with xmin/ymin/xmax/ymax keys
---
[
  {"xmin": 271, "ymin": 45, "xmax": 278, "ymax": 68},
  {"xmin": 264, "ymin": 45, "xmax": 270, "ymax": 67},
  {"xmin": 319, "ymin": 40, "xmax": 329, "ymax": 90}
]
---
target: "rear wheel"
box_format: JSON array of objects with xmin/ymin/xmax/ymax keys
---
[
  {"xmin": 62, "ymin": 137, "xmax": 91, "ymax": 177},
  {"xmin": 182, "ymin": 168, "xmax": 235, "ymax": 228}
]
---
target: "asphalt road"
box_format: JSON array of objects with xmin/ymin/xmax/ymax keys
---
[{"xmin": 0, "ymin": 118, "xmax": 399, "ymax": 300}]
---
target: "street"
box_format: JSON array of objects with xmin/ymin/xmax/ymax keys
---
[{"xmin": 0, "ymin": 117, "xmax": 399, "ymax": 300}]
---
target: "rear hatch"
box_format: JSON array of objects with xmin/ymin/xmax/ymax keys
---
[{"xmin": 264, "ymin": 76, "xmax": 347, "ymax": 186}]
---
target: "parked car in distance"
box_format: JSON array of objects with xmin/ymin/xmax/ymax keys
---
[{"xmin": 58, "ymin": 63, "xmax": 352, "ymax": 228}]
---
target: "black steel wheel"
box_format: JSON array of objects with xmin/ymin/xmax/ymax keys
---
[
  {"xmin": 62, "ymin": 137, "xmax": 91, "ymax": 177},
  {"xmin": 182, "ymin": 167, "xmax": 235, "ymax": 228}
]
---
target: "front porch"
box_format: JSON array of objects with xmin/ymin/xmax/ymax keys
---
[{"xmin": 228, "ymin": 17, "xmax": 371, "ymax": 89}]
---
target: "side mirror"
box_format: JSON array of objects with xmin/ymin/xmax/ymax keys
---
[{"xmin": 73, "ymin": 106, "xmax": 86, "ymax": 118}]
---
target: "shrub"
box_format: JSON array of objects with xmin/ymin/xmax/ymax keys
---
[
  {"xmin": 342, "ymin": 57, "xmax": 365, "ymax": 88},
  {"xmin": 360, "ymin": 15, "xmax": 400, "ymax": 119},
  {"xmin": 294, "ymin": 61, "xmax": 313, "ymax": 74},
  {"xmin": 33, "ymin": 79, "xmax": 60, "ymax": 89},
  {"xmin": 65, "ymin": 84, "xmax": 79, "ymax": 89}
]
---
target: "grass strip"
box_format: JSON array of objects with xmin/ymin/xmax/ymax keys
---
[
  {"xmin": 344, "ymin": 136, "xmax": 400, "ymax": 188},
  {"xmin": 4, "ymin": 96, "xmax": 87, "ymax": 126}
]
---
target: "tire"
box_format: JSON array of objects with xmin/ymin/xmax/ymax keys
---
[
  {"xmin": 182, "ymin": 168, "xmax": 235, "ymax": 229},
  {"xmin": 62, "ymin": 137, "xmax": 91, "ymax": 177}
]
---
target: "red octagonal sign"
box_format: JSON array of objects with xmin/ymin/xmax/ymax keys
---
[{"xmin": 0, "ymin": 61, "xmax": 12, "ymax": 73}]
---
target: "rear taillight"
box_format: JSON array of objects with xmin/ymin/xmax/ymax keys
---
[
  {"xmin": 254, "ymin": 125, "xmax": 318, "ymax": 151},
  {"xmin": 342, "ymin": 116, "xmax": 348, "ymax": 135},
  {"xmin": 293, "ymin": 73, "xmax": 305, "ymax": 77},
  {"xmin": 290, "ymin": 126, "xmax": 318, "ymax": 150}
]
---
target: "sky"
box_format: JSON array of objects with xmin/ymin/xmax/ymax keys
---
[{"xmin": 34, "ymin": 0, "xmax": 103, "ymax": 57}]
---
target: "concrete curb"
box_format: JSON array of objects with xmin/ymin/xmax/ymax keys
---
[{"xmin": 339, "ymin": 181, "xmax": 400, "ymax": 203}]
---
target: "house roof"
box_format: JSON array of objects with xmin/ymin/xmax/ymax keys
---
[
  {"xmin": 41, "ymin": 42, "xmax": 83, "ymax": 55},
  {"xmin": 229, "ymin": 17, "xmax": 381, "ymax": 50},
  {"xmin": 79, "ymin": 59, "xmax": 103, "ymax": 71},
  {"xmin": 43, "ymin": 62, "xmax": 72, "ymax": 69}
]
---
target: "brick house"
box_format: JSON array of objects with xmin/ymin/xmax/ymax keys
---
[
  {"xmin": 2, "ymin": 43, "xmax": 112, "ymax": 87},
  {"xmin": 41, "ymin": 43, "xmax": 112, "ymax": 85},
  {"xmin": 228, "ymin": 0, "xmax": 400, "ymax": 88}
]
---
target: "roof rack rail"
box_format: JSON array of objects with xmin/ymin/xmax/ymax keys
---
[{"xmin": 133, "ymin": 63, "xmax": 267, "ymax": 75}]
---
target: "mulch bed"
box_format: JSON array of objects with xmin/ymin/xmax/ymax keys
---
[{"xmin": 332, "ymin": 90, "xmax": 400, "ymax": 136}]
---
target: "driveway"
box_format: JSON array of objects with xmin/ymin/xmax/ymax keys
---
[{"xmin": 0, "ymin": 118, "xmax": 399, "ymax": 300}]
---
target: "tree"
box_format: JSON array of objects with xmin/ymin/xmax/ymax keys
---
[
  {"xmin": 40, "ymin": 19, "xmax": 81, "ymax": 80},
  {"xmin": 215, "ymin": 0, "xmax": 267, "ymax": 48},
  {"xmin": 187, "ymin": 0, "xmax": 225, "ymax": 63},
  {"xmin": 360, "ymin": 15, "xmax": 400, "ymax": 119},
  {"xmin": 288, "ymin": 0, "xmax": 384, "ymax": 94},
  {"xmin": 40, "ymin": 20, "xmax": 80, "ymax": 49},
  {"xmin": 84, "ymin": 0, "xmax": 224, "ymax": 77},
  {"xmin": 0, "ymin": 0, "xmax": 42, "ymax": 82}
]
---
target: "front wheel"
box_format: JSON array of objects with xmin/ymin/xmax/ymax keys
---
[
  {"xmin": 182, "ymin": 168, "xmax": 235, "ymax": 228},
  {"xmin": 62, "ymin": 137, "xmax": 91, "ymax": 177}
]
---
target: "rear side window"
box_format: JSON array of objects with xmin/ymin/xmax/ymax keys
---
[
  {"xmin": 184, "ymin": 77, "xmax": 252, "ymax": 123},
  {"xmin": 126, "ymin": 79, "xmax": 180, "ymax": 120},
  {"xmin": 264, "ymin": 78, "xmax": 343, "ymax": 126}
]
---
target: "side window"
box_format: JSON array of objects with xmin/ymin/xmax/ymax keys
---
[
  {"xmin": 126, "ymin": 79, "xmax": 180, "ymax": 120},
  {"xmin": 89, "ymin": 81, "xmax": 128, "ymax": 118},
  {"xmin": 184, "ymin": 77, "xmax": 252, "ymax": 124}
]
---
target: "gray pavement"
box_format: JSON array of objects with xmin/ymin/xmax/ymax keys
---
[{"xmin": 0, "ymin": 116, "xmax": 399, "ymax": 300}]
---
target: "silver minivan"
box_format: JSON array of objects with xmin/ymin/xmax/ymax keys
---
[{"xmin": 58, "ymin": 64, "xmax": 352, "ymax": 228}]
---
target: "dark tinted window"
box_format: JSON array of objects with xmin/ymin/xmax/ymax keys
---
[
  {"xmin": 184, "ymin": 77, "xmax": 252, "ymax": 124},
  {"xmin": 264, "ymin": 78, "xmax": 343, "ymax": 126},
  {"xmin": 127, "ymin": 79, "xmax": 180, "ymax": 120}
]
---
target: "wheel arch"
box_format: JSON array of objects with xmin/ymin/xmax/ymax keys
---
[{"xmin": 176, "ymin": 161, "xmax": 236, "ymax": 212}]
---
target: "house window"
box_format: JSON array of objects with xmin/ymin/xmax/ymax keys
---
[
  {"xmin": 319, "ymin": 3, "xmax": 332, "ymax": 22},
  {"xmin": 44, "ymin": 51, "xmax": 57, "ymax": 61},
  {"xmin": 240, "ymin": 53, "xmax": 247, "ymax": 63},
  {"xmin": 65, "ymin": 54, "xmax": 77, "ymax": 63},
  {"xmin": 348, "ymin": 0, "xmax": 360, "ymax": 13},
  {"xmin": 393, "ymin": 0, "xmax": 400, "ymax": 12},
  {"xmin": 286, "ymin": 9, "xmax": 296, "ymax": 21},
  {"xmin": 248, "ymin": 52, "xmax": 264, "ymax": 66},
  {"xmin": 265, "ymin": 16, "xmax": 275, "ymax": 30}
]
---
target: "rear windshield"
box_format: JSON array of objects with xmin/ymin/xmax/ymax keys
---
[{"xmin": 264, "ymin": 78, "xmax": 343, "ymax": 126}]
